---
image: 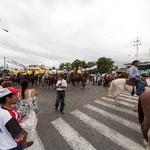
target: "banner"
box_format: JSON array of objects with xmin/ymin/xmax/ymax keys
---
[{"xmin": 6, "ymin": 59, "xmax": 26, "ymax": 68}]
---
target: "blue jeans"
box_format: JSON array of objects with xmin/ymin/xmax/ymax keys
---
[
  {"xmin": 136, "ymin": 79, "xmax": 145, "ymax": 95},
  {"xmin": 10, "ymin": 145, "xmax": 24, "ymax": 150}
]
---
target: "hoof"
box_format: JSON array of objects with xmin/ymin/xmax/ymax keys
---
[{"xmin": 143, "ymin": 139, "xmax": 149, "ymax": 147}]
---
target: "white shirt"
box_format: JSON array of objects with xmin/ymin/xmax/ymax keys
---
[
  {"xmin": 0, "ymin": 107, "xmax": 17, "ymax": 150},
  {"xmin": 56, "ymin": 79, "xmax": 67, "ymax": 91},
  {"xmin": 129, "ymin": 65, "xmax": 140, "ymax": 78}
]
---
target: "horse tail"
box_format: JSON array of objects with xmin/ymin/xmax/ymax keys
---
[
  {"xmin": 107, "ymin": 80, "xmax": 114, "ymax": 97},
  {"xmin": 138, "ymin": 97, "xmax": 144, "ymax": 125}
]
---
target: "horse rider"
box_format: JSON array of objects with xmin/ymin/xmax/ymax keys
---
[
  {"xmin": 77, "ymin": 67, "xmax": 82, "ymax": 74},
  {"xmin": 63, "ymin": 66, "xmax": 68, "ymax": 80},
  {"xmin": 74, "ymin": 68, "xmax": 77, "ymax": 74},
  {"xmin": 52, "ymin": 67, "xmax": 57, "ymax": 74},
  {"xmin": 129, "ymin": 60, "xmax": 145, "ymax": 96}
]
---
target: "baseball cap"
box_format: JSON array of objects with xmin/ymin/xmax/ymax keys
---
[{"xmin": 0, "ymin": 87, "xmax": 20, "ymax": 98}]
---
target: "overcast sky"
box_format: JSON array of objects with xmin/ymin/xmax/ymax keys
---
[{"xmin": 0, "ymin": 0, "xmax": 150, "ymax": 67}]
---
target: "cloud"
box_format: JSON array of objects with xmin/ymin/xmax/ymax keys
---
[{"xmin": 0, "ymin": 0, "xmax": 150, "ymax": 67}]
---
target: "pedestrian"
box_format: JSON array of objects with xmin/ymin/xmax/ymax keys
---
[
  {"xmin": 55, "ymin": 74, "xmax": 67, "ymax": 114},
  {"xmin": 17, "ymin": 79, "xmax": 38, "ymax": 117},
  {"xmin": 0, "ymin": 87, "xmax": 29, "ymax": 150}
]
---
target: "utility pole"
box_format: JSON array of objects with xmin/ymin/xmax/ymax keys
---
[
  {"xmin": 133, "ymin": 37, "xmax": 141, "ymax": 60},
  {"xmin": 3, "ymin": 56, "xmax": 6, "ymax": 70}
]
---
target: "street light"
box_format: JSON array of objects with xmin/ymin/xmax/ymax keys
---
[
  {"xmin": 0, "ymin": 26, "xmax": 8, "ymax": 32},
  {"xmin": 0, "ymin": 18, "xmax": 8, "ymax": 32}
]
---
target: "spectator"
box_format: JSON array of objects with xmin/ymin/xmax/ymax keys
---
[
  {"xmin": 0, "ymin": 87, "xmax": 30, "ymax": 150},
  {"xmin": 17, "ymin": 79, "xmax": 38, "ymax": 117}
]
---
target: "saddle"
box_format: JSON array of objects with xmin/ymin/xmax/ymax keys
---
[{"xmin": 126, "ymin": 78, "xmax": 136, "ymax": 86}]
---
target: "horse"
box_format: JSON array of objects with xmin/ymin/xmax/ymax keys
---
[
  {"xmin": 103, "ymin": 75, "xmax": 113, "ymax": 87},
  {"xmin": 107, "ymin": 78, "xmax": 150, "ymax": 105},
  {"xmin": 108, "ymin": 78, "xmax": 150, "ymax": 149},
  {"xmin": 47, "ymin": 74, "xmax": 58, "ymax": 89},
  {"xmin": 138, "ymin": 88, "xmax": 150, "ymax": 149},
  {"xmin": 68, "ymin": 71, "xmax": 88, "ymax": 89}
]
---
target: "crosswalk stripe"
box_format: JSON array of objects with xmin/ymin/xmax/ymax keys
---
[
  {"xmin": 94, "ymin": 100, "xmax": 137, "ymax": 117},
  {"xmin": 117, "ymin": 96, "xmax": 138, "ymax": 104},
  {"xmin": 71, "ymin": 110, "xmax": 144, "ymax": 150},
  {"xmin": 51, "ymin": 118, "xmax": 97, "ymax": 150},
  {"xmin": 122, "ymin": 92, "xmax": 138, "ymax": 97},
  {"xmin": 101, "ymin": 97, "xmax": 136, "ymax": 108},
  {"xmin": 119, "ymin": 93, "xmax": 138, "ymax": 100},
  {"xmin": 84, "ymin": 104, "xmax": 140, "ymax": 132}
]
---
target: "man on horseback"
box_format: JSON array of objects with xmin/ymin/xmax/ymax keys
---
[
  {"xmin": 129, "ymin": 60, "xmax": 145, "ymax": 96},
  {"xmin": 63, "ymin": 66, "xmax": 68, "ymax": 80},
  {"xmin": 52, "ymin": 67, "xmax": 57, "ymax": 74},
  {"xmin": 77, "ymin": 67, "xmax": 82, "ymax": 74}
]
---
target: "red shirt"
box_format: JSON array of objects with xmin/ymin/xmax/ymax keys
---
[{"xmin": 7, "ymin": 108, "xmax": 22, "ymax": 123}]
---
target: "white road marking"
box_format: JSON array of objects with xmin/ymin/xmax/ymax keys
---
[
  {"xmin": 51, "ymin": 118, "xmax": 97, "ymax": 150},
  {"xmin": 117, "ymin": 96, "xmax": 138, "ymax": 104},
  {"xmin": 122, "ymin": 92, "xmax": 138, "ymax": 98},
  {"xmin": 119, "ymin": 93, "xmax": 138, "ymax": 100},
  {"xmin": 27, "ymin": 130, "xmax": 45, "ymax": 150},
  {"xmin": 71, "ymin": 110, "xmax": 144, "ymax": 150},
  {"xmin": 94, "ymin": 100, "xmax": 137, "ymax": 117},
  {"xmin": 84, "ymin": 104, "xmax": 140, "ymax": 133},
  {"xmin": 102, "ymin": 97, "xmax": 136, "ymax": 108}
]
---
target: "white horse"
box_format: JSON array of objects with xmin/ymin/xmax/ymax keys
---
[{"xmin": 107, "ymin": 78, "xmax": 150, "ymax": 105}]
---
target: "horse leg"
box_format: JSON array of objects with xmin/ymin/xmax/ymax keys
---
[
  {"xmin": 82, "ymin": 80, "xmax": 85, "ymax": 90},
  {"xmin": 141, "ymin": 121, "xmax": 149, "ymax": 148},
  {"xmin": 114, "ymin": 96, "xmax": 120, "ymax": 106},
  {"xmin": 138, "ymin": 98, "xmax": 150, "ymax": 148},
  {"xmin": 71, "ymin": 80, "xmax": 75, "ymax": 87},
  {"xmin": 138, "ymin": 97, "xmax": 144, "ymax": 124}
]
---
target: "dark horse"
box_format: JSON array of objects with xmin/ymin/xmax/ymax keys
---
[
  {"xmin": 69, "ymin": 72, "xmax": 87, "ymax": 89},
  {"xmin": 138, "ymin": 87, "xmax": 150, "ymax": 149}
]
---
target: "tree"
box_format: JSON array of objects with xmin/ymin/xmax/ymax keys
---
[
  {"xmin": 81, "ymin": 60, "xmax": 87, "ymax": 68},
  {"xmin": 65, "ymin": 62, "xmax": 72, "ymax": 70},
  {"xmin": 96, "ymin": 57, "xmax": 114, "ymax": 74},
  {"xmin": 71, "ymin": 59, "xmax": 87, "ymax": 69},
  {"xmin": 59, "ymin": 63, "xmax": 65, "ymax": 70},
  {"xmin": 86, "ymin": 61, "xmax": 96, "ymax": 68},
  {"xmin": 59, "ymin": 62, "xmax": 72, "ymax": 70}
]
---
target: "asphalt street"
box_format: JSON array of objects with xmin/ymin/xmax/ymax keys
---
[{"xmin": 34, "ymin": 84, "xmax": 143, "ymax": 150}]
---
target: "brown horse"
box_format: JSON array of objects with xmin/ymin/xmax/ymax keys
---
[
  {"xmin": 103, "ymin": 75, "xmax": 113, "ymax": 87},
  {"xmin": 68, "ymin": 72, "xmax": 87, "ymax": 89},
  {"xmin": 138, "ymin": 87, "xmax": 150, "ymax": 149}
]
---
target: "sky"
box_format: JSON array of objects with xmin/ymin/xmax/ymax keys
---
[{"xmin": 0, "ymin": 0, "xmax": 150, "ymax": 68}]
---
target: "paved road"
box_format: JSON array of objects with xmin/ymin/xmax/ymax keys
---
[{"xmin": 34, "ymin": 84, "xmax": 143, "ymax": 150}]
